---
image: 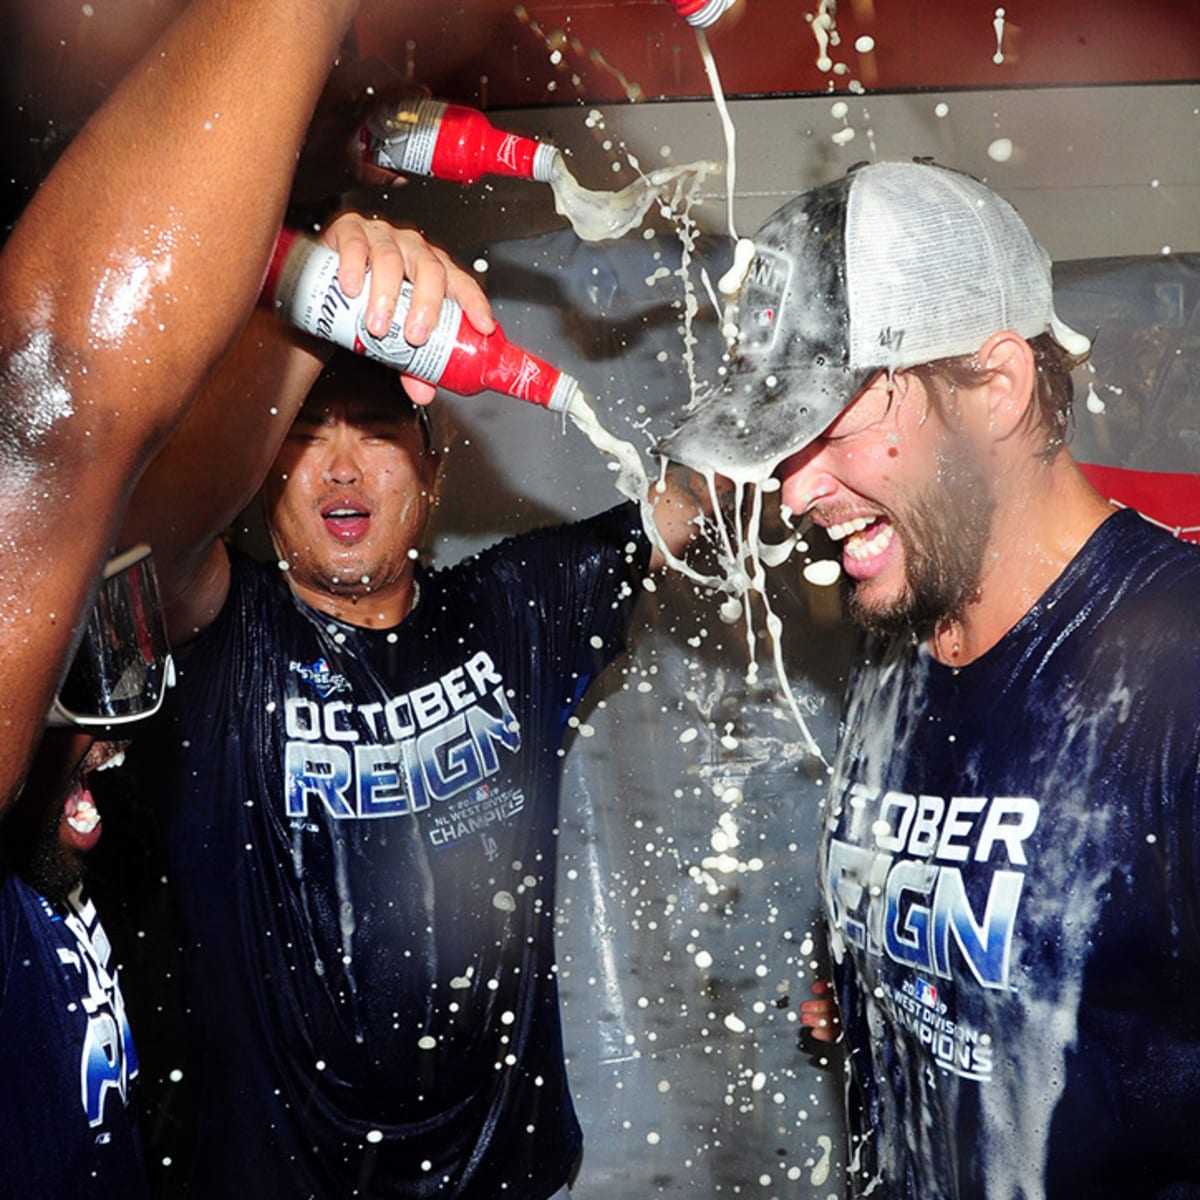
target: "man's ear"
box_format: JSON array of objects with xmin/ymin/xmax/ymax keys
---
[{"xmin": 975, "ymin": 330, "xmax": 1037, "ymax": 445}]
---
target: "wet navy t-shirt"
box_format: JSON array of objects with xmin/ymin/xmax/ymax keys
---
[
  {"xmin": 0, "ymin": 872, "xmax": 147, "ymax": 1200},
  {"xmin": 156, "ymin": 505, "xmax": 648, "ymax": 1199},
  {"xmin": 822, "ymin": 509, "xmax": 1200, "ymax": 1200}
]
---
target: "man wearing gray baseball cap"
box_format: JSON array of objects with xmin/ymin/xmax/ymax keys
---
[{"xmin": 662, "ymin": 161, "xmax": 1200, "ymax": 1199}]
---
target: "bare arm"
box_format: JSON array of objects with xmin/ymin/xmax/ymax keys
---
[
  {"xmin": 0, "ymin": 0, "xmax": 362, "ymax": 807},
  {"xmin": 119, "ymin": 214, "xmax": 494, "ymax": 646},
  {"xmin": 646, "ymin": 461, "xmax": 727, "ymax": 571}
]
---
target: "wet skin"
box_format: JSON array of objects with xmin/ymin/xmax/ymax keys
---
[
  {"xmin": 777, "ymin": 371, "xmax": 993, "ymax": 639},
  {"xmin": 262, "ymin": 380, "xmax": 435, "ymax": 629},
  {"xmin": 8, "ymin": 729, "xmax": 127, "ymax": 902}
]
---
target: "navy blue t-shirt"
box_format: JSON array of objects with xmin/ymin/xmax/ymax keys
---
[
  {"xmin": 822, "ymin": 509, "xmax": 1200, "ymax": 1200},
  {"xmin": 0, "ymin": 871, "xmax": 147, "ymax": 1199},
  {"xmin": 155, "ymin": 505, "xmax": 648, "ymax": 1199}
]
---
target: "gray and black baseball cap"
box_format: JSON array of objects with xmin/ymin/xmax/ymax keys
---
[{"xmin": 657, "ymin": 160, "xmax": 1090, "ymax": 480}]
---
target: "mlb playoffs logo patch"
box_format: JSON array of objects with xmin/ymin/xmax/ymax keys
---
[
  {"xmin": 742, "ymin": 247, "xmax": 792, "ymax": 354},
  {"xmin": 291, "ymin": 657, "xmax": 350, "ymax": 698}
]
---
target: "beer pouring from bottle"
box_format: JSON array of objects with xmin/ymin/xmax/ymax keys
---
[
  {"xmin": 261, "ymin": 228, "xmax": 581, "ymax": 413},
  {"xmin": 360, "ymin": 96, "xmax": 720, "ymax": 245}
]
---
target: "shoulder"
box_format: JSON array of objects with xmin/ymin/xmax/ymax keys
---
[
  {"xmin": 214, "ymin": 546, "xmax": 291, "ymax": 619},
  {"xmin": 1090, "ymin": 512, "xmax": 1200, "ymax": 637},
  {"xmin": 1073, "ymin": 515, "xmax": 1200, "ymax": 719},
  {"xmin": 439, "ymin": 502, "xmax": 647, "ymax": 590},
  {"xmin": 176, "ymin": 546, "xmax": 289, "ymax": 667},
  {"xmin": 225, "ymin": 544, "xmax": 282, "ymax": 591}
]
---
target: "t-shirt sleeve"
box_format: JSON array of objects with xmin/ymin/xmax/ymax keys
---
[
  {"xmin": 161, "ymin": 549, "xmax": 278, "ymax": 750},
  {"xmin": 1093, "ymin": 552, "xmax": 1200, "ymax": 953}
]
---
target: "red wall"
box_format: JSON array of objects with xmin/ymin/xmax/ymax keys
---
[{"xmin": 356, "ymin": 0, "xmax": 1200, "ymax": 109}]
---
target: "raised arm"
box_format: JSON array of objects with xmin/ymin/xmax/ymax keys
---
[
  {"xmin": 646, "ymin": 461, "xmax": 728, "ymax": 571},
  {"xmin": 119, "ymin": 214, "xmax": 494, "ymax": 646},
  {"xmin": 0, "ymin": 0, "xmax": 363, "ymax": 807}
]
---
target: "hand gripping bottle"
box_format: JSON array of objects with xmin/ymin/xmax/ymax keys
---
[
  {"xmin": 362, "ymin": 98, "xmax": 559, "ymax": 186},
  {"xmin": 261, "ymin": 229, "xmax": 580, "ymax": 413},
  {"xmin": 667, "ymin": 0, "xmax": 735, "ymax": 27}
]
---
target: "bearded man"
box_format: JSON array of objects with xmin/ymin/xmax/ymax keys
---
[{"xmin": 661, "ymin": 160, "xmax": 1200, "ymax": 1200}]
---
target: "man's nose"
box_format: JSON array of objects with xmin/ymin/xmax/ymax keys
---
[
  {"xmin": 778, "ymin": 447, "xmax": 839, "ymax": 517},
  {"xmin": 323, "ymin": 431, "xmax": 360, "ymax": 484}
]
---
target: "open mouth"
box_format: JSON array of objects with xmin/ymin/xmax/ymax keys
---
[
  {"xmin": 64, "ymin": 742, "xmax": 128, "ymax": 840},
  {"xmin": 64, "ymin": 784, "xmax": 101, "ymax": 837},
  {"xmin": 321, "ymin": 503, "xmax": 372, "ymax": 542},
  {"xmin": 824, "ymin": 515, "xmax": 897, "ymax": 578}
]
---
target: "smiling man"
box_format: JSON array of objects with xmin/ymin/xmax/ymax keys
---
[
  {"xmin": 661, "ymin": 161, "xmax": 1200, "ymax": 1199},
  {"xmin": 1, "ymin": 551, "xmax": 172, "ymax": 1200},
  {"xmin": 116, "ymin": 211, "xmax": 705, "ymax": 1200}
]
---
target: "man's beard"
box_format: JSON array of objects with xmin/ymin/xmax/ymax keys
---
[
  {"xmin": 20, "ymin": 811, "xmax": 81, "ymax": 904},
  {"xmin": 847, "ymin": 436, "xmax": 995, "ymax": 641},
  {"xmin": 7, "ymin": 763, "xmax": 84, "ymax": 905}
]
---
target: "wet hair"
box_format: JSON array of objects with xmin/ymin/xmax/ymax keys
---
[
  {"xmin": 905, "ymin": 333, "xmax": 1089, "ymax": 462},
  {"xmin": 309, "ymin": 349, "xmax": 433, "ymax": 452}
]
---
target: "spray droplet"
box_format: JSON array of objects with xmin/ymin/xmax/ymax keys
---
[
  {"xmin": 719, "ymin": 595, "xmax": 743, "ymax": 624},
  {"xmin": 987, "ymin": 137, "xmax": 1014, "ymax": 163},
  {"xmin": 803, "ymin": 560, "xmax": 842, "ymax": 586}
]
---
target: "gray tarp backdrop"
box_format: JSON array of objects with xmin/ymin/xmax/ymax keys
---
[{"xmin": 94, "ymin": 233, "xmax": 1199, "ymax": 1198}]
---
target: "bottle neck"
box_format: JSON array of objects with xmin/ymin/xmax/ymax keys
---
[
  {"xmin": 438, "ymin": 319, "xmax": 573, "ymax": 409},
  {"xmin": 430, "ymin": 104, "xmax": 554, "ymax": 183}
]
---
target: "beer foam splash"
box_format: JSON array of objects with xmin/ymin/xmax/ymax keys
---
[
  {"xmin": 510, "ymin": 8, "xmax": 826, "ymax": 762},
  {"xmin": 512, "ymin": 5, "xmax": 720, "ymax": 243},
  {"xmin": 566, "ymin": 391, "xmax": 826, "ymax": 763},
  {"xmin": 548, "ymin": 155, "xmax": 720, "ymax": 244}
]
